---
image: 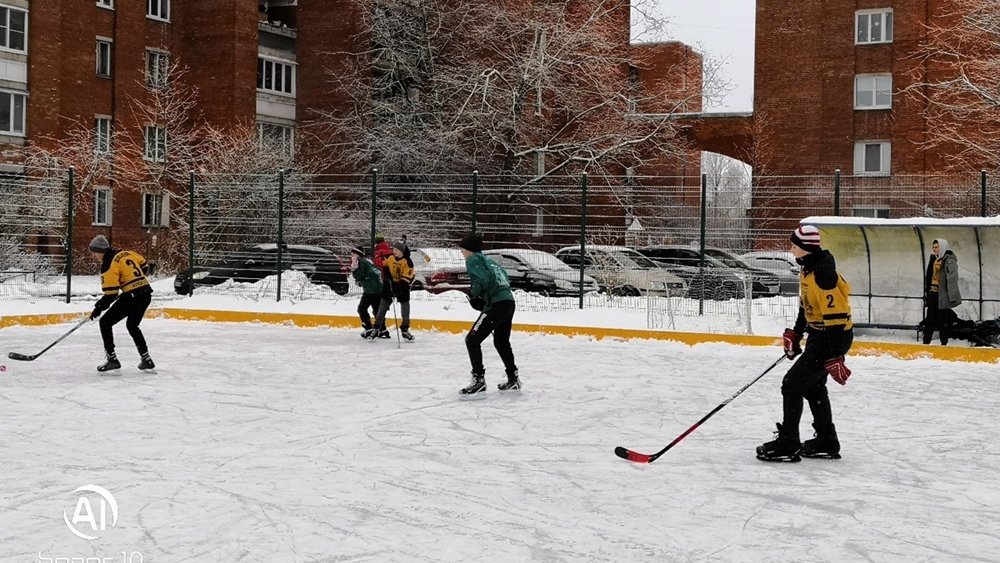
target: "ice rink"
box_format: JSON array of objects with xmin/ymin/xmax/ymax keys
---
[{"xmin": 1, "ymin": 318, "xmax": 998, "ymax": 562}]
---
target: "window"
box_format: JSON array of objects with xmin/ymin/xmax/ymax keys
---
[
  {"xmin": 852, "ymin": 206, "xmax": 890, "ymax": 219},
  {"xmin": 146, "ymin": 50, "xmax": 168, "ymax": 89},
  {"xmin": 856, "ymin": 9, "xmax": 893, "ymax": 45},
  {"xmin": 141, "ymin": 193, "xmax": 169, "ymax": 227},
  {"xmin": 147, "ymin": 0, "xmax": 169, "ymax": 20},
  {"xmin": 93, "ymin": 187, "xmax": 111, "ymax": 226},
  {"xmin": 95, "ymin": 117, "xmax": 111, "ymax": 154},
  {"xmin": 0, "ymin": 6, "xmax": 26, "ymax": 53},
  {"xmin": 143, "ymin": 125, "xmax": 165, "ymax": 162},
  {"xmin": 855, "ymin": 74, "xmax": 891, "ymax": 109},
  {"xmin": 0, "ymin": 90, "xmax": 25, "ymax": 135},
  {"xmin": 97, "ymin": 0, "xmax": 113, "ymax": 8},
  {"xmin": 256, "ymin": 57, "xmax": 295, "ymax": 95},
  {"xmin": 854, "ymin": 141, "xmax": 891, "ymax": 176},
  {"xmin": 257, "ymin": 122, "xmax": 294, "ymax": 157},
  {"xmin": 96, "ymin": 40, "xmax": 113, "ymax": 78}
]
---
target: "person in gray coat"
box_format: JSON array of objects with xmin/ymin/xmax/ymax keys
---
[{"xmin": 922, "ymin": 238, "xmax": 962, "ymax": 345}]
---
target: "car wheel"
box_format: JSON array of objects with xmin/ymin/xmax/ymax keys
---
[
  {"xmin": 611, "ymin": 285, "xmax": 640, "ymax": 297},
  {"xmin": 411, "ymin": 280, "xmax": 425, "ymax": 292}
]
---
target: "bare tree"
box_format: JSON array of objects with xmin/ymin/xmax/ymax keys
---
[{"xmin": 703, "ymin": 151, "xmax": 751, "ymax": 250}]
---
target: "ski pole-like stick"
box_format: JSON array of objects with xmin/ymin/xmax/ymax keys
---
[
  {"xmin": 391, "ymin": 297, "xmax": 401, "ymax": 349},
  {"xmin": 8, "ymin": 317, "xmax": 92, "ymax": 362},
  {"xmin": 615, "ymin": 354, "xmax": 786, "ymax": 464}
]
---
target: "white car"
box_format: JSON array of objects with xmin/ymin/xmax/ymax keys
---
[
  {"xmin": 554, "ymin": 245, "xmax": 687, "ymax": 297},
  {"xmin": 739, "ymin": 250, "xmax": 800, "ymax": 295},
  {"xmin": 484, "ymin": 249, "xmax": 600, "ymax": 296}
]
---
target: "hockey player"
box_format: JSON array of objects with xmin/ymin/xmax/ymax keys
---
[
  {"xmin": 757, "ymin": 225, "xmax": 853, "ymax": 462},
  {"xmin": 369, "ymin": 240, "xmax": 415, "ymax": 341},
  {"xmin": 373, "ymin": 233, "xmax": 392, "ymax": 269},
  {"xmin": 88, "ymin": 235, "xmax": 155, "ymax": 374},
  {"xmin": 349, "ymin": 247, "xmax": 383, "ymax": 338},
  {"xmin": 457, "ymin": 233, "xmax": 520, "ymax": 400}
]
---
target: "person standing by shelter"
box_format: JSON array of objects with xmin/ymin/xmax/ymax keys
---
[{"xmin": 922, "ymin": 239, "xmax": 962, "ymax": 345}]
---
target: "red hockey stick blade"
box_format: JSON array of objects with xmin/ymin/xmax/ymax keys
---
[{"xmin": 614, "ymin": 446, "xmax": 653, "ymax": 464}]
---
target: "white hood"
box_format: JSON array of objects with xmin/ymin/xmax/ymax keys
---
[{"xmin": 934, "ymin": 238, "xmax": 950, "ymax": 260}]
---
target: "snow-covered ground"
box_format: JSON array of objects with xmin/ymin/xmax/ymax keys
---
[{"xmin": 1, "ymin": 318, "xmax": 997, "ymax": 562}]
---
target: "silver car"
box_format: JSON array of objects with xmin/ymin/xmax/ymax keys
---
[
  {"xmin": 484, "ymin": 249, "xmax": 600, "ymax": 296},
  {"xmin": 554, "ymin": 245, "xmax": 687, "ymax": 297},
  {"xmin": 739, "ymin": 250, "xmax": 800, "ymax": 295}
]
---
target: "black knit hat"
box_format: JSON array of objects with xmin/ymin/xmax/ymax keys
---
[
  {"xmin": 790, "ymin": 225, "xmax": 822, "ymax": 253},
  {"xmin": 459, "ymin": 233, "xmax": 483, "ymax": 253}
]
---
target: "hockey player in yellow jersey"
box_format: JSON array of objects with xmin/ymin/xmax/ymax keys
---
[
  {"xmin": 88, "ymin": 235, "xmax": 155, "ymax": 374},
  {"xmin": 757, "ymin": 225, "xmax": 854, "ymax": 462}
]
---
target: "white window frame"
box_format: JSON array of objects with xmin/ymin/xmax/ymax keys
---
[
  {"xmin": 140, "ymin": 192, "xmax": 169, "ymax": 227},
  {"xmin": 96, "ymin": 39, "xmax": 113, "ymax": 78},
  {"xmin": 95, "ymin": 116, "xmax": 111, "ymax": 154},
  {"xmin": 257, "ymin": 122, "xmax": 295, "ymax": 157},
  {"xmin": 854, "ymin": 141, "xmax": 891, "ymax": 177},
  {"xmin": 851, "ymin": 206, "xmax": 890, "ymax": 219},
  {"xmin": 0, "ymin": 5, "xmax": 27, "ymax": 54},
  {"xmin": 97, "ymin": 0, "xmax": 114, "ymax": 9},
  {"xmin": 854, "ymin": 74, "xmax": 892, "ymax": 110},
  {"xmin": 93, "ymin": 187, "xmax": 112, "ymax": 226},
  {"xmin": 146, "ymin": 0, "xmax": 169, "ymax": 21},
  {"xmin": 145, "ymin": 50, "xmax": 169, "ymax": 89},
  {"xmin": 256, "ymin": 56, "xmax": 295, "ymax": 96},
  {"xmin": 143, "ymin": 125, "xmax": 165, "ymax": 162},
  {"xmin": 856, "ymin": 9, "xmax": 893, "ymax": 45},
  {"xmin": 0, "ymin": 89, "xmax": 26, "ymax": 136}
]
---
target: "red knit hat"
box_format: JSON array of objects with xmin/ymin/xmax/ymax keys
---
[{"xmin": 791, "ymin": 225, "xmax": 821, "ymax": 252}]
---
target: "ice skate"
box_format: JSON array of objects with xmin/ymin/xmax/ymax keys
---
[
  {"xmin": 137, "ymin": 352, "xmax": 157, "ymax": 374},
  {"xmin": 97, "ymin": 353, "xmax": 121, "ymax": 376},
  {"xmin": 497, "ymin": 371, "xmax": 522, "ymax": 394},
  {"xmin": 401, "ymin": 329, "xmax": 415, "ymax": 342},
  {"xmin": 459, "ymin": 372, "xmax": 487, "ymax": 400},
  {"xmin": 801, "ymin": 423, "xmax": 841, "ymax": 459},
  {"xmin": 756, "ymin": 423, "xmax": 801, "ymax": 462}
]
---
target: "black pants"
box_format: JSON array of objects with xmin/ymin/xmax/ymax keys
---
[
  {"xmin": 466, "ymin": 299, "xmax": 517, "ymax": 376},
  {"xmin": 781, "ymin": 328, "xmax": 853, "ymax": 436},
  {"xmin": 358, "ymin": 293, "xmax": 381, "ymax": 328},
  {"xmin": 100, "ymin": 290, "xmax": 152, "ymax": 355},
  {"xmin": 922, "ymin": 293, "xmax": 951, "ymax": 345}
]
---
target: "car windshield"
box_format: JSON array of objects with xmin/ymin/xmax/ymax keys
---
[
  {"xmin": 611, "ymin": 251, "xmax": 658, "ymax": 269},
  {"xmin": 518, "ymin": 251, "xmax": 573, "ymax": 271},
  {"xmin": 704, "ymin": 249, "xmax": 751, "ymax": 269}
]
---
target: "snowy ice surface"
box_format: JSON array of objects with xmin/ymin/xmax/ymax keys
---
[{"xmin": 1, "ymin": 318, "xmax": 998, "ymax": 562}]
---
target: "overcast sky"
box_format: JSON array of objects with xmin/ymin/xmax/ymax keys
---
[{"xmin": 649, "ymin": 0, "xmax": 756, "ymax": 113}]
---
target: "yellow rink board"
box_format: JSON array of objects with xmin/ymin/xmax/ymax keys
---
[{"xmin": 2, "ymin": 308, "xmax": 998, "ymax": 364}]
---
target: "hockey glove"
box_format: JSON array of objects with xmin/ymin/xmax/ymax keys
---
[
  {"xmin": 825, "ymin": 356, "xmax": 851, "ymax": 386},
  {"xmin": 782, "ymin": 328, "xmax": 803, "ymax": 359},
  {"xmin": 469, "ymin": 296, "xmax": 485, "ymax": 311},
  {"xmin": 90, "ymin": 308, "xmax": 101, "ymax": 320}
]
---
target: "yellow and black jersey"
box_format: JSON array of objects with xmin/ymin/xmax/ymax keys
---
[
  {"xmin": 101, "ymin": 250, "xmax": 151, "ymax": 296},
  {"xmin": 383, "ymin": 254, "xmax": 414, "ymax": 285},
  {"xmin": 795, "ymin": 250, "xmax": 852, "ymax": 332}
]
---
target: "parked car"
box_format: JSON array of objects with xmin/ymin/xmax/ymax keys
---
[
  {"xmin": 554, "ymin": 245, "xmax": 687, "ymax": 297},
  {"xmin": 638, "ymin": 245, "xmax": 748, "ymax": 300},
  {"xmin": 484, "ymin": 249, "xmax": 600, "ymax": 296},
  {"xmin": 701, "ymin": 248, "xmax": 782, "ymax": 298},
  {"xmin": 739, "ymin": 250, "xmax": 800, "ymax": 295},
  {"xmin": 410, "ymin": 247, "xmax": 470, "ymax": 295},
  {"xmin": 174, "ymin": 244, "xmax": 350, "ymax": 295}
]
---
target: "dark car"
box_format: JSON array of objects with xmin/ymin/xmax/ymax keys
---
[
  {"xmin": 484, "ymin": 249, "xmax": 600, "ymax": 296},
  {"xmin": 174, "ymin": 243, "xmax": 350, "ymax": 295},
  {"xmin": 638, "ymin": 245, "xmax": 781, "ymax": 299}
]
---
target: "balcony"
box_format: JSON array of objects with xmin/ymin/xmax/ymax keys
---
[{"xmin": 259, "ymin": 20, "xmax": 296, "ymax": 39}]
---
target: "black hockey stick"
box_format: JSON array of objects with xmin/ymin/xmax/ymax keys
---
[
  {"xmin": 615, "ymin": 354, "xmax": 786, "ymax": 463},
  {"xmin": 8, "ymin": 317, "xmax": 92, "ymax": 362}
]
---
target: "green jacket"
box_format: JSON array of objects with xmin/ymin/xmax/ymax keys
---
[
  {"xmin": 352, "ymin": 258, "xmax": 383, "ymax": 295},
  {"xmin": 466, "ymin": 252, "xmax": 513, "ymax": 311}
]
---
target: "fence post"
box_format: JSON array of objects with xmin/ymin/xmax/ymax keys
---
[
  {"xmin": 833, "ymin": 169, "xmax": 841, "ymax": 216},
  {"xmin": 579, "ymin": 172, "xmax": 588, "ymax": 310},
  {"xmin": 471, "ymin": 170, "xmax": 479, "ymax": 234},
  {"xmin": 188, "ymin": 171, "xmax": 195, "ymax": 296},
  {"xmin": 276, "ymin": 169, "xmax": 285, "ymax": 302},
  {"xmin": 65, "ymin": 166, "xmax": 75, "ymax": 304},
  {"xmin": 981, "ymin": 170, "xmax": 988, "ymax": 217},
  {"xmin": 698, "ymin": 173, "xmax": 707, "ymax": 316},
  {"xmin": 369, "ymin": 168, "xmax": 378, "ymax": 251}
]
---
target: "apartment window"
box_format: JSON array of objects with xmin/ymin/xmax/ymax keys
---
[
  {"xmin": 143, "ymin": 125, "xmax": 165, "ymax": 162},
  {"xmin": 141, "ymin": 193, "xmax": 169, "ymax": 227},
  {"xmin": 856, "ymin": 9, "xmax": 893, "ymax": 45},
  {"xmin": 257, "ymin": 122, "xmax": 294, "ymax": 157},
  {"xmin": 146, "ymin": 50, "xmax": 168, "ymax": 89},
  {"xmin": 93, "ymin": 187, "xmax": 112, "ymax": 226},
  {"xmin": 95, "ymin": 117, "xmax": 111, "ymax": 154},
  {"xmin": 257, "ymin": 57, "xmax": 294, "ymax": 96},
  {"xmin": 147, "ymin": 0, "xmax": 169, "ymax": 20},
  {"xmin": 97, "ymin": 0, "xmax": 114, "ymax": 8},
  {"xmin": 0, "ymin": 90, "xmax": 25, "ymax": 135},
  {"xmin": 854, "ymin": 141, "xmax": 891, "ymax": 176},
  {"xmin": 852, "ymin": 206, "xmax": 890, "ymax": 219},
  {"xmin": 96, "ymin": 40, "xmax": 113, "ymax": 78},
  {"xmin": 0, "ymin": 6, "xmax": 27, "ymax": 53},
  {"xmin": 855, "ymin": 74, "xmax": 892, "ymax": 110}
]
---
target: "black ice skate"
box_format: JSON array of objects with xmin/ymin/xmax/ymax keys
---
[
  {"xmin": 756, "ymin": 423, "xmax": 801, "ymax": 462},
  {"xmin": 801, "ymin": 423, "xmax": 841, "ymax": 459},
  {"xmin": 97, "ymin": 353, "xmax": 121, "ymax": 375},
  {"xmin": 459, "ymin": 372, "xmax": 487, "ymax": 400},
  {"xmin": 137, "ymin": 352, "xmax": 156, "ymax": 373},
  {"xmin": 401, "ymin": 329, "xmax": 415, "ymax": 342},
  {"xmin": 497, "ymin": 371, "xmax": 522, "ymax": 394},
  {"xmin": 361, "ymin": 328, "xmax": 376, "ymax": 339}
]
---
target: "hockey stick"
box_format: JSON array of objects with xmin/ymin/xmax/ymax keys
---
[
  {"xmin": 615, "ymin": 354, "xmax": 786, "ymax": 464},
  {"xmin": 391, "ymin": 297, "xmax": 401, "ymax": 349},
  {"xmin": 8, "ymin": 317, "xmax": 92, "ymax": 362}
]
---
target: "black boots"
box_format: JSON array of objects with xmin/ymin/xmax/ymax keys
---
[
  {"xmin": 756, "ymin": 423, "xmax": 802, "ymax": 462},
  {"xmin": 801, "ymin": 423, "xmax": 841, "ymax": 459}
]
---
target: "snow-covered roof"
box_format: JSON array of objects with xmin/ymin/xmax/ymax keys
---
[{"xmin": 802, "ymin": 216, "xmax": 1000, "ymax": 228}]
